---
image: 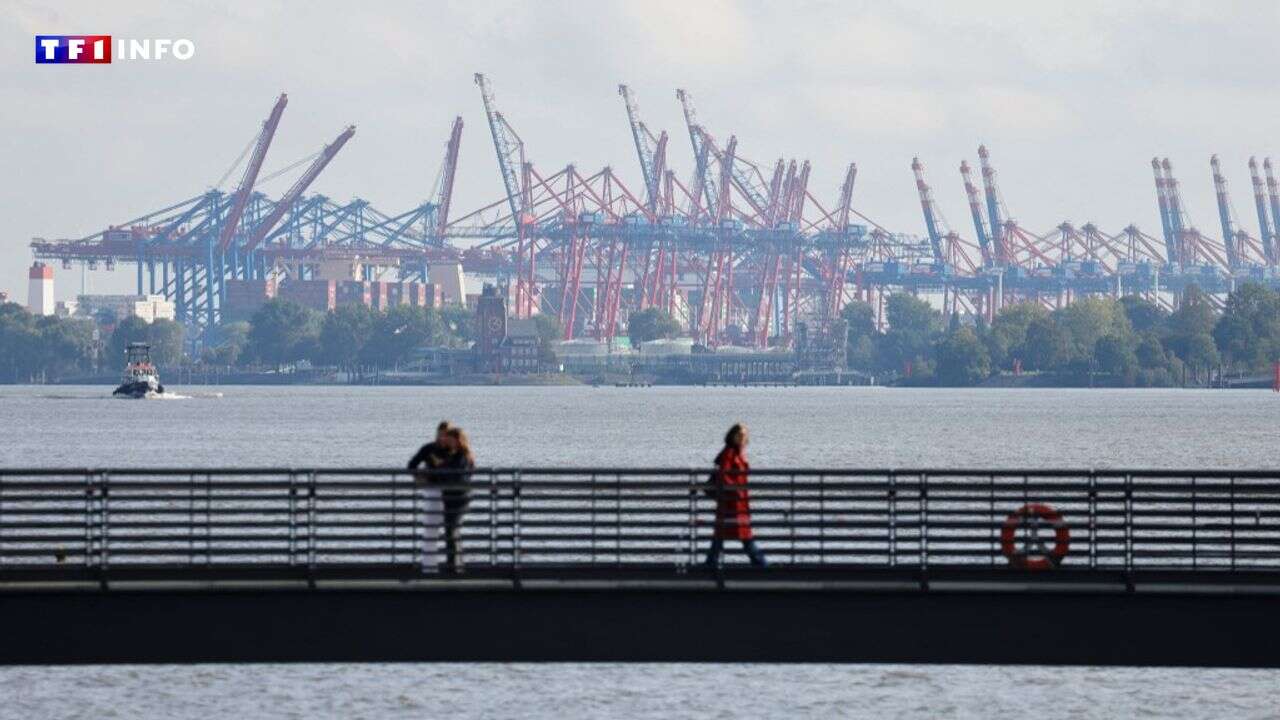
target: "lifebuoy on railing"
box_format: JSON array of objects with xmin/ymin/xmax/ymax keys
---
[{"xmin": 1000, "ymin": 503, "xmax": 1070, "ymax": 570}]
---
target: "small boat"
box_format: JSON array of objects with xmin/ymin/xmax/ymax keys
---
[{"xmin": 112, "ymin": 342, "xmax": 165, "ymax": 398}]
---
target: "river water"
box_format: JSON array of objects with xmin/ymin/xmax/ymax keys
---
[{"xmin": 0, "ymin": 385, "xmax": 1276, "ymax": 719}]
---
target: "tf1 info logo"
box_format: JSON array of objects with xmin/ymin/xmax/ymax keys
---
[{"xmin": 35, "ymin": 36, "xmax": 196, "ymax": 64}]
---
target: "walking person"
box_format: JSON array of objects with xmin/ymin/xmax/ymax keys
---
[
  {"xmin": 436, "ymin": 427, "xmax": 475, "ymax": 573},
  {"xmin": 706, "ymin": 423, "xmax": 767, "ymax": 568},
  {"xmin": 408, "ymin": 421, "xmax": 453, "ymax": 573}
]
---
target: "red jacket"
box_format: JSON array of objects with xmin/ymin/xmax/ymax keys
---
[{"xmin": 712, "ymin": 446, "xmax": 753, "ymax": 540}]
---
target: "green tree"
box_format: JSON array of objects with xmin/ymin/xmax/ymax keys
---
[
  {"xmin": 1165, "ymin": 286, "xmax": 1219, "ymax": 367},
  {"xmin": 627, "ymin": 307, "xmax": 682, "ymax": 346},
  {"xmin": 1094, "ymin": 334, "xmax": 1138, "ymax": 380},
  {"xmin": 1182, "ymin": 332, "xmax": 1220, "ymax": 376},
  {"xmin": 840, "ymin": 301, "xmax": 878, "ymax": 371},
  {"xmin": 1213, "ymin": 283, "xmax": 1280, "ymax": 371},
  {"xmin": 935, "ymin": 327, "xmax": 991, "ymax": 386},
  {"xmin": 34, "ymin": 315, "xmax": 96, "ymax": 377},
  {"xmin": 1053, "ymin": 297, "xmax": 1132, "ymax": 365},
  {"xmin": 440, "ymin": 305, "xmax": 476, "ymax": 347},
  {"xmin": 147, "ymin": 319, "xmax": 186, "ymax": 366},
  {"xmin": 1022, "ymin": 316, "xmax": 1072, "ymax": 371},
  {"xmin": 317, "ymin": 304, "xmax": 377, "ymax": 369},
  {"xmin": 1134, "ymin": 332, "xmax": 1168, "ymax": 369},
  {"xmin": 1119, "ymin": 296, "xmax": 1168, "ymax": 334},
  {"xmin": 988, "ymin": 302, "xmax": 1048, "ymax": 370},
  {"xmin": 246, "ymin": 300, "xmax": 320, "ymax": 369},
  {"xmin": 202, "ymin": 321, "xmax": 249, "ymax": 366},
  {"xmin": 107, "ymin": 316, "xmax": 151, "ymax": 366},
  {"xmin": 361, "ymin": 305, "xmax": 443, "ymax": 368},
  {"xmin": 533, "ymin": 314, "xmax": 563, "ymax": 365},
  {"xmin": 878, "ymin": 293, "xmax": 941, "ymax": 375}
]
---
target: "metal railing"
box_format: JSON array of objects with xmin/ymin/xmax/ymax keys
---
[{"xmin": 1, "ymin": 468, "xmax": 1279, "ymax": 574}]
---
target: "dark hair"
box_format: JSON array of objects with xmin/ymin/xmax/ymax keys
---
[
  {"xmin": 447, "ymin": 427, "xmax": 473, "ymax": 462},
  {"xmin": 724, "ymin": 423, "xmax": 747, "ymax": 450},
  {"xmin": 436, "ymin": 421, "xmax": 453, "ymax": 434}
]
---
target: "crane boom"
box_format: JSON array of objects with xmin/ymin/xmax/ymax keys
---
[
  {"xmin": 1248, "ymin": 157, "xmax": 1275, "ymax": 264},
  {"xmin": 1152, "ymin": 157, "xmax": 1177, "ymax": 265},
  {"xmin": 676, "ymin": 89, "xmax": 719, "ymax": 218},
  {"xmin": 977, "ymin": 145, "xmax": 1006, "ymax": 266},
  {"xmin": 618, "ymin": 84, "xmax": 661, "ymax": 209},
  {"xmin": 1209, "ymin": 155, "xmax": 1240, "ymax": 269},
  {"xmin": 960, "ymin": 160, "xmax": 992, "ymax": 266},
  {"xmin": 241, "ymin": 125, "xmax": 356, "ymax": 253},
  {"xmin": 1162, "ymin": 158, "xmax": 1189, "ymax": 254},
  {"xmin": 835, "ymin": 163, "xmax": 856, "ymax": 232},
  {"xmin": 435, "ymin": 117, "xmax": 464, "ymax": 240},
  {"xmin": 474, "ymin": 73, "xmax": 526, "ymax": 222},
  {"xmin": 912, "ymin": 157, "xmax": 945, "ymax": 264},
  {"xmin": 1265, "ymin": 158, "xmax": 1280, "ymax": 262},
  {"xmin": 218, "ymin": 93, "xmax": 288, "ymax": 252}
]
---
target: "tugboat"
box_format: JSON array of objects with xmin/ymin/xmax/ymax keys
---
[{"xmin": 112, "ymin": 342, "xmax": 165, "ymax": 398}]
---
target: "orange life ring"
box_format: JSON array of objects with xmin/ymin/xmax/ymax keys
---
[{"xmin": 1000, "ymin": 502, "xmax": 1070, "ymax": 570}]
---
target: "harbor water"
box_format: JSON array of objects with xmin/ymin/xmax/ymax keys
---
[{"xmin": 0, "ymin": 385, "xmax": 1276, "ymax": 719}]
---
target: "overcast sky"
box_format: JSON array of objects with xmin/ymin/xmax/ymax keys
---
[{"xmin": 4, "ymin": 0, "xmax": 1280, "ymax": 301}]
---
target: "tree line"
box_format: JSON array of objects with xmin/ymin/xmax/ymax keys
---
[
  {"xmin": 844, "ymin": 283, "xmax": 1280, "ymax": 387},
  {"xmin": 204, "ymin": 300, "xmax": 478, "ymax": 371},
  {"xmin": 0, "ymin": 303, "xmax": 186, "ymax": 383}
]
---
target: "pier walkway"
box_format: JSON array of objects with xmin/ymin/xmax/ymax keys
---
[{"xmin": 1, "ymin": 467, "xmax": 1278, "ymax": 666}]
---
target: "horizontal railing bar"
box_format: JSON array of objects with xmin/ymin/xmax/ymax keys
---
[{"xmin": 7, "ymin": 466, "xmax": 1280, "ymax": 479}]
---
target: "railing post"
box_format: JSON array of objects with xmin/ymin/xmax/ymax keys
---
[
  {"xmin": 888, "ymin": 471, "xmax": 896, "ymax": 569},
  {"xmin": 1124, "ymin": 473, "xmax": 1134, "ymax": 573},
  {"xmin": 687, "ymin": 470, "xmax": 698, "ymax": 569},
  {"xmin": 1088, "ymin": 471, "xmax": 1097, "ymax": 570},
  {"xmin": 513, "ymin": 470, "xmax": 522, "ymax": 574},
  {"xmin": 99, "ymin": 471, "xmax": 110, "ymax": 572},
  {"xmin": 307, "ymin": 471, "xmax": 317, "ymax": 572},
  {"xmin": 1182, "ymin": 474, "xmax": 1192, "ymax": 568},
  {"xmin": 488, "ymin": 470, "xmax": 497, "ymax": 566},
  {"xmin": 1229, "ymin": 473, "xmax": 1236, "ymax": 573},
  {"xmin": 789, "ymin": 471, "xmax": 796, "ymax": 566},
  {"xmin": 819, "ymin": 472, "xmax": 826, "ymax": 566},
  {"xmin": 288, "ymin": 471, "xmax": 297, "ymax": 567},
  {"xmin": 920, "ymin": 473, "xmax": 928, "ymax": 573},
  {"xmin": 83, "ymin": 471, "xmax": 93, "ymax": 569}
]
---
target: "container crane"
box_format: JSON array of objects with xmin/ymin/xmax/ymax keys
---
[
  {"xmin": 911, "ymin": 157, "xmax": 947, "ymax": 265},
  {"xmin": 241, "ymin": 125, "xmax": 356, "ymax": 254},
  {"xmin": 1209, "ymin": 155, "xmax": 1241, "ymax": 269},
  {"xmin": 1152, "ymin": 158, "xmax": 1178, "ymax": 266},
  {"xmin": 475, "ymin": 73, "xmax": 536, "ymax": 317},
  {"xmin": 1248, "ymin": 157, "xmax": 1275, "ymax": 265},
  {"xmin": 618, "ymin": 84, "xmax": 667, "ymax": 213},
  {"xmin": 676, "ymin": 89, "xmax": 719, "ymax": 219},
  {"xmin": 960, "ymin": 160, "xmax": 992, "ymax": 267},
  {"xmin": 1265, "ymin": 159, "xmax": 1280, "ymax": 261},
  {"xmin": 218, "ymin": 93, "xmax": 288, "ymax": 253},
  {"xmin": 432, "ymin": 117, "xmax": 463, "ymax": 243},
  {"xmin": 977, "ymin": 145, "xmax": 1008, "ymax": 266}
]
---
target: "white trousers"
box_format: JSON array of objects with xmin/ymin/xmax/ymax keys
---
[{"xmin": 421, "ymin": 486, "xmax": 444, "ymax": 571}]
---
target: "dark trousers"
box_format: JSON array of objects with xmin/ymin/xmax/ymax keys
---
[
  {"xmin": 442, "ymin": 496, "xmax": 469, "ymax": 569},
  {"xmin": 706, "ymin": 538, "xmax": 767, "ymax": 567}
]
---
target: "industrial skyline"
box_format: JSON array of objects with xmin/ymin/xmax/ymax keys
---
[{"xmin": 6, "ymin": 1, "xmax": 1280, "ymax": 310}]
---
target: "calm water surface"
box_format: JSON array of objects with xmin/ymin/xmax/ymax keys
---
[{"xmin": 0, "ymin": 385, "xmax": 1276, "ymax": 719}]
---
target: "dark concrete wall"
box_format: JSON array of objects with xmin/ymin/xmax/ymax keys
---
[{"xmin": 4, "ymin": 587, "xmax": 1279, "ymax": 667}]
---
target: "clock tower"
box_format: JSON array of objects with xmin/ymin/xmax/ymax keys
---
[{"xmin": 475, "ymin": 284, "xmax": 507, "ymax": 372}]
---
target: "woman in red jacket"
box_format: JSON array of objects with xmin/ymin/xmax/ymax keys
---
[{"xmin": 706, "ymin": 423, "xmax": 768, "ymax": 568}]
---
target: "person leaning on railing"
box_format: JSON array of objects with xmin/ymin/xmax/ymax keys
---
[
  {"xmin": 705, "ymin": 423, "xmax": 767, "ymax": 568},
  {"xmin": 408, "ymin": 421, "xmax": 453, "ymax": 572},
  {"xmin": 435, "ymin": 427, "xmax": 475, "ymax": 573}
]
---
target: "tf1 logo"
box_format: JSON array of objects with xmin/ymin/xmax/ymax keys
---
[{"xmin": 35, "ymin": 36, "xmax": 196, "ymax": 64}]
